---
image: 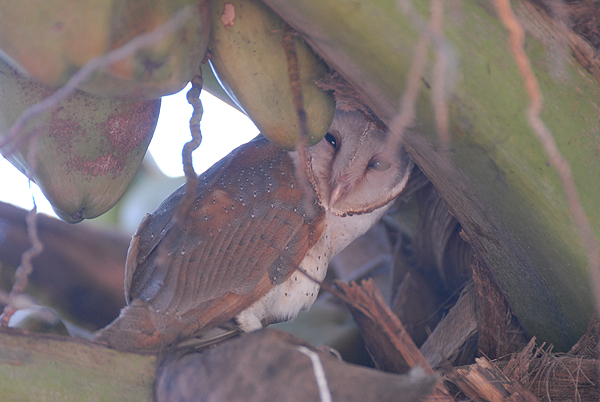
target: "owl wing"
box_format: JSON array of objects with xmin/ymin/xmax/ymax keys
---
[{"xmin": 96, "ymin": 138, "xmax": 324, "ymax": 352}]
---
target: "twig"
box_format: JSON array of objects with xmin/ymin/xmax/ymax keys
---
[
  {"xmin": 493, "ymin": 0, "xmax": 600, "ymax": 307},
  {"xmin": 390, "ymin": 0, "xmax": 436, "ymax": 150},
  {"xmin": 155, "ymin": 71, "xmax": 204, "ymax": 267},
  {"xmin": 430, "ymin": 0, "xmax": 451, "ymax": 153},
  {"xmin": 23, "ymin": 127, "xmax": 41, "ymax": 182},
  {"xmin": 282, "ymin": 23, "xmax": 318, "ymax": 219},
  {"xmin": 177, "ymin": 72, "xmax": 204, "ymax": 220},
  {"xmin": 0, "ymin": 206, "xmax": 44, "ymax": 326},
  {"xmin": 395, "ymin": 0, "xmax": 458, "ymax": 153},
  {"xmin": 282, "ymin": 23, "xmax": 309, "ymax": 144}
]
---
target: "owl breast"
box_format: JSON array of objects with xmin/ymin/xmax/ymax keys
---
[
  {"xmin": 235, "ymin": 203, "xmax": 392, "ymax": 331},
  {"xmin": 235, "ymin": 227, "xmax": 331, "ymax": 331}
]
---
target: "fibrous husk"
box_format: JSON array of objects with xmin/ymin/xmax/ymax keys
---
[{"xmin": 448, "ymin": 321, "xmax": 600, "ymax": 401}]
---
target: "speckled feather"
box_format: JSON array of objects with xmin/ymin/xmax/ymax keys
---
[
  {"xmin": 96, "ymin": 137, "xmax": 325, "ymax": 352},
  {"xmin": 94, "ymin": 110, "xmax": 413, "ymax": 353}
]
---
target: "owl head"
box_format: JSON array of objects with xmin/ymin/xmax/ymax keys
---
[{"xmin": 307, "ymin": 109, "xmax": 413, "ymax": 216}]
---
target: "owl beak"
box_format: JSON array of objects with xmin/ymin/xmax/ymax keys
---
[{"xmin": 329, "ymin": 181, "xmax": 349, "ymax": 207}]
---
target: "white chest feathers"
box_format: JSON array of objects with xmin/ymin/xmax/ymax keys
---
[{"xmin": 235, "ymin": 206, "xmax": 390, "ymax": 331}]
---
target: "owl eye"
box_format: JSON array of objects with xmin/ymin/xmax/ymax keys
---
[
  {"xmin": 368, "ymin": 158, "xmax": 392, "ymax": 171},
  {"xmin": 324, "ymin": 132, "xmax": 339, "ymax": 151}
]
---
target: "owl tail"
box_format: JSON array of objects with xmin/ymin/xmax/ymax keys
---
[
  {"xmin": 93, "ymin": 300, "xmax": 187, "ymax": 354},
  {"xmin": 93, "ymin": 300, "xmax": 240, "ymax": 353}
]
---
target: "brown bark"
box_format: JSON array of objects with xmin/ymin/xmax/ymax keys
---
[
  {"xmin": 0, "ymin": 201, "xmax": 128, "ymax": 328},
  {"xmin": 336, "ymin": 279, "xmax": 455, "ymax": 401}
]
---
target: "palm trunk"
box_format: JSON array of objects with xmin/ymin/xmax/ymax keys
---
[{"xmin": 261, "ymin": 0, "xmax": 600, "ymax": 351}]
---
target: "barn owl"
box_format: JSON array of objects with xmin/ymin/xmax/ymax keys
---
[{"xmin": 94, "ymin": 109, "xmax": 413, "ymax": 352}]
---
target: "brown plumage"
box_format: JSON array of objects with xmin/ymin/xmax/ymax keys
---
[{"xmin": 94, "ymin": 110, "xmax": 412, "ymax": 353}]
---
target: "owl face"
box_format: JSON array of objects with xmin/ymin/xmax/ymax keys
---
[{"xmin": 307, "ymin": 110, "xmax": 413, "ymax": 216}]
